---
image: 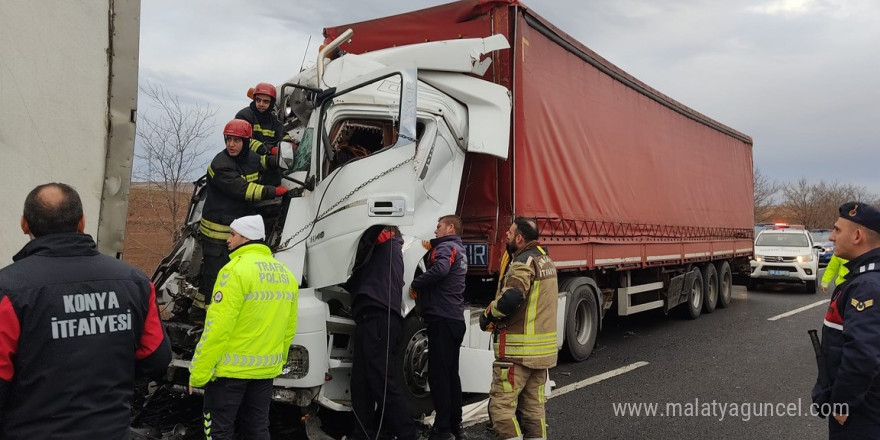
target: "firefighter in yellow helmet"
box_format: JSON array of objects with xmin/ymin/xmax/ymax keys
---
[
  {"xmin": 188, "ymin": 214, "xmax": 298, "ymax": 439},
  {"xmin": 480, "ymin": 217, "xmax": 558, "ymax": 440}
]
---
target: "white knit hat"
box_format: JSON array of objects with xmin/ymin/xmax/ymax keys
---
[{"xmin": 229, "ymin": 215, "xmax": 265, "ymax": 240}]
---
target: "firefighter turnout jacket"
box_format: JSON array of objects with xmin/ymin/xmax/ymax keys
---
[
  {"xmin": 236, "ymin": 102, "xmax": 292, "ymax": 155},
  {"xmin": 189, "ymin": 242, "xmax": 299, "ymax": 387},
  {"xmin": 491, "ymin": 242, "xmax": 559, "ymax": 369},
  {"xmin": 0, "ymin": 233, "xmax": 171, "ymax": 440},
  {"xmin": 200, "ymin": 148, "xmax": 280, "ymax": 241}
]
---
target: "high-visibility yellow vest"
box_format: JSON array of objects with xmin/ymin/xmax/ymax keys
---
[{"xmin": 189, "ymin": 243, "xmax": 298, "ymax": 386}]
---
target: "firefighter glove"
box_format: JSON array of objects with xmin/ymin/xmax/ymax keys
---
[
  {"xmin": 479, "ymin": 305, "xmax": 496, "ymax": 332},
  {"xmin": 274, "ymin": 186, "xmax": 289, "ymax": 197}
]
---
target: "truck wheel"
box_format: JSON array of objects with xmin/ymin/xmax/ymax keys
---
[
  {"xmin": 805, "ymin": 280, "xmax": 817, "ymax": 294},
  {"xmin": 563, "ymin": 284, "xmax": 599, "ymax": 362},
  {"xmin": 682, "ymin": 268, "xmax": 703, "ymax": 319},
  {"xmin": 716, "ymin": 261, "xmax": 733, "ymax": 308},
  {"xmin": 702, "ymin": 263, "xmax": 718, "ymax": 314},
  {"xmin": 394, "ymin": 315, "xmax": 434, "ymax": 418}
]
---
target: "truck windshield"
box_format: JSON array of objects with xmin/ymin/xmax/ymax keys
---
[{"xmin": 755, "ymin": 233, "xmax": 809, "ymax": 247}]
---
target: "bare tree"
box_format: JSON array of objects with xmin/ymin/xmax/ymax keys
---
[
  {"xmin": 753, "ymin": 167, "xmax": 781, "ymax": 223},
  {"xmin": 135, "ymin": 82, "xmax": 217, "ymax": 241},
  {"xmin": 779, "ymin": 179, "xmax": 879, "ymax": 229}
]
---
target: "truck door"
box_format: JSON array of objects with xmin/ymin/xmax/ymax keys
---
[{"xmin": 306, "ymin": 67, "xmax": 419, "ymax": 288}]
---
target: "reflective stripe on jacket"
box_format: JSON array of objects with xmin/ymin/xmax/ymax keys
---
[
  {"xmin": 492, "ymin": 242, "xmax": 559, "ymax": 369},
  {"xmin": 200, "ymin": 148, "xmax": 275, "ymax": 239},
  {"xmin": 189, "ymin": 242, "xmax": 298, "ymax": 386}
]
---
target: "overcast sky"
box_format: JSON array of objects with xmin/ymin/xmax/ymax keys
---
[{"xmin": 139, "ymin": 0, "xmax": 880, "ymax": 195}]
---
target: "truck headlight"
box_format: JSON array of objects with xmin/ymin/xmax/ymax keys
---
[
  {"xmin": 797, "ymin": 254, "xmax": 813, "ymax": 263},
  {"xmin": 280, "ymin": 345, "xmax": 309, "ymax": 379},
  {"xmin": 754, "ymin": 255, "xmax": 763, "ymax": 262}
]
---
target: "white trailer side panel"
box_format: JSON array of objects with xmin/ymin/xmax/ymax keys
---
[{"xmin": 0, "ymin": 0, "xmax": 140, "ymax": 266}]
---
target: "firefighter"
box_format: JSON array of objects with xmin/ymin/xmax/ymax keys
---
[
  {"xmin": 480, "ymin": 217, "xmax": 558, "ymax": 440},
  {"xmin": 188, "ymin": 214, "xmax": 299, "ymax": 440},
  {"xmin": 190, "ymin": 119, "xmax": 288, "ymax": 321},
  {"xmin": 812, "ymin": 202, "xmax": 880, "ymax": 438},
  {"xmin": 0, "ymin": 183, "xmax": 171, "ymax": 439},
  {"xmin": 235, "ymin": 82, "xmax": 292, "ymax": 186}
]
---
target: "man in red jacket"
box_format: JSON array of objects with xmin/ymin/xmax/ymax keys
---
[{"xmin": 0, "ymin": 182, "xmax": 171, "ymax": 439}]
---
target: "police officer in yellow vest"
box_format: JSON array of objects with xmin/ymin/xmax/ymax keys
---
[
  {"xmin": 188, "ymin": 214, "xmax": 298, "ymax": 440},
  {"xmin": 480, "ymin": 217, "xmax": 558, "ymax": 440},
  {"xmin": 822, "ymin": 254, "xmax": 849, "ymax": 292}
]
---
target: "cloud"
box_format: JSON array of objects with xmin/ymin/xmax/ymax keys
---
[{"xmin": 138, "ymin": 0, "xmax": 880, "ymax": 195}]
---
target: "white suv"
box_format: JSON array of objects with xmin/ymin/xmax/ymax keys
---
[{"xmin": 749, "ymin": 227, "xmax": 821, "ymax": 293}]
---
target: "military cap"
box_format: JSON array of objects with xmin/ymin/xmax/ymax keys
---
[{"xmin": 839, "ymin": 201, "xmax": 880, "ymax": 234}]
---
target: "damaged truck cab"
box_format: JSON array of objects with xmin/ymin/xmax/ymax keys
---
[{"xmin": 156, "ymin": 32, "xmax": 521, "ymax": 418}]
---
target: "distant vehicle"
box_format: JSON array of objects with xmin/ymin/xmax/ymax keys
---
[
  {"xmin": 754, "ymin": 223, "xmax": 774, "ymax": 237},
  {"xmin": 810, "ymin": 229, "xmax": 834, "ymax": 266},
  {"xmin": 750, "ymin": 225, "xmax": 822, "ymax": 293}
]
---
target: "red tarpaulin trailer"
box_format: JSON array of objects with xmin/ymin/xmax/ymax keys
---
[{"xmin": 325, "ymin": 0, "xmax": 754, "ymax": 274}]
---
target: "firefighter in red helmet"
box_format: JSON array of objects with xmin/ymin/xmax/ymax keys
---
[{"xmin": 183, "ymin": 119, "xmax": 288, "ymax": 321}]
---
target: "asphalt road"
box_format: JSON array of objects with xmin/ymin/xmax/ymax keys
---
[
  {"xmin": 137, "ymin": 272, "xmax": 837, "ymax": 439},
  {"xmin": 459, "ymin": 274, "xmax": 834, "ymax": 440}
]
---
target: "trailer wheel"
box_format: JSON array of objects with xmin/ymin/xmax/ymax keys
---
[
  {"xmin": 563, "ymin": 284, "xmax": 599, "ymax": 362},
  {"xmin": 682, "ymin": 268, "xmax": 703, "ymax": 319},
  {"xmin": 716, "ymin": 261, "xmax": 733, "ymax": 308},
  {"xmin": 702, "ymin": 263, "xmax": 718, "ymax": 314},
  {"xmin": 394, "ymin": 315, "xmax": 434, "ymax": 418}
]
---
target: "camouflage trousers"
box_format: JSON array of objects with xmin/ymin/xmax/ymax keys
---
[{"xmin": 488, "ymin": 361, "xmax": 548, "ymax": 440}]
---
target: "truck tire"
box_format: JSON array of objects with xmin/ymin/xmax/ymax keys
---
[
  {"xmin": 394, "ymin": 315, "xmax": 434, "ymax": 418},
  {"xmin": 716, "ymin": 261, "xmax": 733, "ymax": 308},
  {"xmin": 702, "ymin": 263, "xmax": 718, "ymax": 314},
  {"xmin": 805, "ymin": 280, "xmax": 817, "ymax": 294},
  {"xmin": 563, "ymin": 284, "xmax": 599, "ymax": 362},
  {"xmin": 682, "ymin": 268, "xmax": 703, "ymax": 319}
]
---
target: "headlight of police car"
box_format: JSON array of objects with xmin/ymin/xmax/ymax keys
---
[
  {"xmin": 796, "ymin": 254, "xmax": 813, "ymax": 263},
  {"xmin": 754, "ymin": 254, "xmax": 764, "ymax": 262}
]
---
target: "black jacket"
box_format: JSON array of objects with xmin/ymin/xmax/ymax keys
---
[
  {"xmin": 813, "ymin": 247, "xmax": 880, "ymax": 423},
  {"xmin": 0, "ymin": 233, "xmax": 171, "ymax": 440},
  {"xmin": 347, "ymin": 230, "xmax": 404, "ymax": 317},
  {"xmin": 200, "ymin": 147, "xmax": 279, "ymax": 240},
  {"xmin": 236, "ymin": 102, "xmax": 290, "ymax": 155},
  {"xmin": 411, "ymin": 235, "xmax": 466, "ymax": 322}
]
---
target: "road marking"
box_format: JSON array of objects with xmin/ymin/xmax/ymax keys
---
[
  {"xmin": 767, "ymin": 299, "xmax": 830, "ymax": 321},
  {"xmin": 550, "ymin": 361, "xmax": 649, "ymax": 398},
  {"xmin": 460, "ymin": 361, "xmax": 649, "ymax": 427}
]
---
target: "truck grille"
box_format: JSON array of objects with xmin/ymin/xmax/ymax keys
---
[{"xmin": 763, "ymin": 256, "xmax": 796, "ymax": 263}]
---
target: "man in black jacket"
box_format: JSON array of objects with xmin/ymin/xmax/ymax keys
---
[
  {"xmin": 411, "ymin": 215, "xmax": 468, "ymax": 440},
  {"xmin": 813, "ymin": 202, "xmax": 880, "ymax": 439},
  {"xmin": 0, "ymin": 182, "xmax": 171, "ymax": 439},
  {"xmin": 346, "ymin": 226, "xmax": 417, "ymax": 440}
]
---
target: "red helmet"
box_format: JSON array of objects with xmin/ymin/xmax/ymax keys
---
[
  {"xmin": 253, "ymin": 82, "xmax": 276, "ymax": 100},
  {"xmin": 223, "ymin": 119, "xmax": 252, "ymax": 139}
]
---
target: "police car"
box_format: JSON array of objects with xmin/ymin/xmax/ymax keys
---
[{"xmin": 749, "ymin": 224, "xmax": 823, "ymax": 293}]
